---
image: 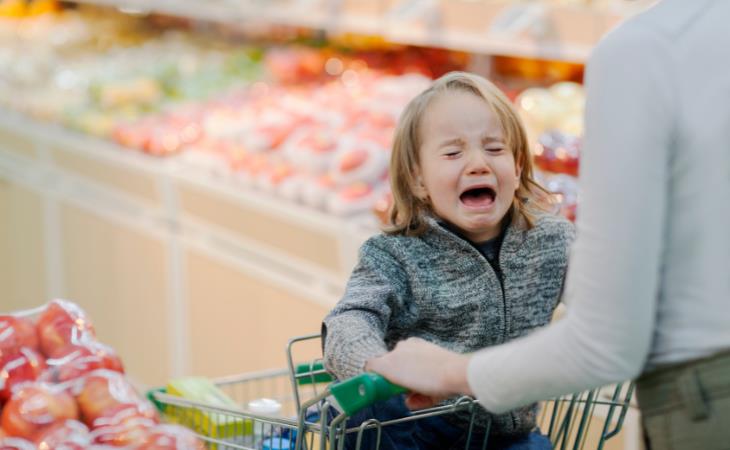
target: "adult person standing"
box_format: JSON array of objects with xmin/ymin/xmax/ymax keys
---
[{"xmin": 366, "ymin": 0, "xmax": 730, "ymax": 447}]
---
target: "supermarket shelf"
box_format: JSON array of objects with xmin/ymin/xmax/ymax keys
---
[
  {"xmin": 0, "ymin": 144, "xmax": 343, "ymax": 379},
  {"xmin": 0, "ymin": 110, "xmax": 173, "ymax": 176},
  {"xmin": 0, "ymin": 143, "xmax": 349, "ymax": 305},
  {"xmin": 0, "ymin": 108, "xmax": 370, "ymax": 306},
  {"xmin": 0, "ymin": 109, "xmax": 374, "ymax": 242},
  {"xmin": 64, "ymin": 0, "xmax": 648, "ymax": 63},
  {"xmin": 66, "ymin": 0, "xmax": 333, "ymax": 29}
]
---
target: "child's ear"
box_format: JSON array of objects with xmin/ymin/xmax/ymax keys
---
[
  {"xmin": 412, "ymin": 171, "xmax": 429, "ymax": 200},
  {"xmin": 514, "ymin": 159, "xmax": 523, "ymax": 184}
]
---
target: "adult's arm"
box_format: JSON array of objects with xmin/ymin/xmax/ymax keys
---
[{"xmin": 467, "ymin": 24, "xmax": 676, "ymax": 412}]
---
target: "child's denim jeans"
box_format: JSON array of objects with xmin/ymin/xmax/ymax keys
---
[{"xmin": 330, "ymin": 395, "xmax": 552, "ymax": 450}]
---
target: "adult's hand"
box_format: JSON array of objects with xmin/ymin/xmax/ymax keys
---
[{"xmin": 365, "ymin": 337, "xmax": 474, "ymax": 410}]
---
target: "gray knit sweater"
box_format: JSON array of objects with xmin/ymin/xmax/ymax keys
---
[{"xmin": 323, "ymin": 213, "xmax": 575, "ymax": 436}]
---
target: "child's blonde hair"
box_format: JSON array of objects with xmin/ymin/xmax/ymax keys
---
[{"xmin": 387, "ymin": 71, "xmax": 552, "ymax": 236}]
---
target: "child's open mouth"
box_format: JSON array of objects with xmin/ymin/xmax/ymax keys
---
[{"xmin": 460, "ymin": 186, "xmax": 496, "ymax": 208}]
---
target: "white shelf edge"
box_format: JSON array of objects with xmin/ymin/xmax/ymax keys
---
[
  {"xmin": 61, "ymin": 0, "xmax": 638, "ymax": 62},
  {"xmin": 0, "ymin": 109, "xmax": 175, "ymax": 177},
  {"xmin": 0, "ymin": 111, "xmax": 360, "ymax": 303},
  {"xmin": 0, "ymin": 108, "xmax": 369, "ymax": 238},
  {"xmin": 0, "ymin": 150, "xmax": 345, "ymax": 308}
]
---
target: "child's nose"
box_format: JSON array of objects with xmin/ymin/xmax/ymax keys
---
[{"xmin": 466, "ymin": 149, "xmax": 491, "ymax": 175}]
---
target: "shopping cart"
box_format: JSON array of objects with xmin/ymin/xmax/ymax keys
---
[{"xmin": 147, "ymin": 333, "xmax": 635, "ymax": 450}]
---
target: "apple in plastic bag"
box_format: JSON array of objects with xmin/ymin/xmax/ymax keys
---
[
  {"xmin": 0, "ymin": 383, "xmax": 79, "ymax": 439},
  {"xmin": 0, "ymin": 437, "xmax": 35, "ymax": 450},
  {"xmin": 0, "ymin": 348, "xmax": 47, "ymax": 401},
  {"xmin": 44, "ymin": 341, "xmax": 124, "ymax": 383},
  {"xmin": 0, "ymin": 317, "xmax": 38, "ymax": 355},
  {"xmin": 89, "ymin": 403, "xmax": 158, "ymax": 430},
  {"xmin": 75, "ymin": 369, "xmax": 150, "ymax": 426},
  {"xmin": 33, "ymin": 419, "xmax": 90, "ymax": 449},
  {"xmin": 37, "ymin": 300, "xmax": 96, "ymax": 358},
  {"xmin": 90, "ymin": 419, "xmax": 155, "ymax": 447},
  {"xmin": 137, "ymin": 424, "xmax": 205, "ymax": 450},
  {"xmin": 89, "ymin": 408, "xmax": 156, "ymax": 447}
]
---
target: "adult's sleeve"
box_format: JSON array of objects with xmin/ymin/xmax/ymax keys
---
[{"xmin": 467, "ymin": 24, "xmax": 676, "ymax": 413}]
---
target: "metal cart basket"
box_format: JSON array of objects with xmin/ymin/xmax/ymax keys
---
[{"xmin": 147, "ymin": 334, "xmax": 635, "ymax": 450}]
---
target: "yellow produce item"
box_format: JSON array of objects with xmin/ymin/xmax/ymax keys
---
[
  {"xmin": 27, "ymin": 0, "xmax": 59, "ymax": 15},
  {"xmin": 0, "ymin": 0, "xmax": 26, "ymax": 18},
  {"xmin": 166, "ymin": 377, "xmax": 253, "ymax": 449}
]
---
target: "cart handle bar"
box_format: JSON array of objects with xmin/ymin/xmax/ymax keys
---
[{"xmin": 296, "ymin": 362, "xmax": 407, "ymax": 416}]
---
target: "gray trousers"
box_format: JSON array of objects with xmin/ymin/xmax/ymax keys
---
[{"xmin": 636, "ymin": 349, "xmax": 730, "ymax": 450}]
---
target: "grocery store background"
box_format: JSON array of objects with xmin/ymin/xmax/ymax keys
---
[{"xmin": 0, "ymin": 1, "xmax": 653, "ymax": 448}]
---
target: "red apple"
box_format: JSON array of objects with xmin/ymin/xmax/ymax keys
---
[
  {"xmin": 339, "ymin": 148, "xmax": 369, "ymax": 173},
  {"xmin": 87, "ymin": 446, "xmax": 124, "ymax": 450},
  {"xmin": 44, "ymin": 341, "xmax": 124, "ymax": 383},
  {"xmin": 0, "ymin": 348, "xmax": 47, "ymax": 401},
  {"xmin": 37, "ymin": 300, "xmax": 95, "ymax": 358},
  {"xmin": 90, "ymin": 403, "xmax": 158, "ymax": 430},
  {"xmin": 75, "ymin": 370, "xmax": 145, "ymax": 426},
  {"xmin": 86, "ymin": 400, "xmax": 159, "ymax": 447},
  {"xmin": 0, "ymin": 383, "xmax": 79, "ymax": 439},
  {"xmin": 137, "ymin": 424, "xmax": 205, "ymax": 450},
  {"xmin": 33, "ymin": 419, "xmax": 90, "ymax": 448},
  {"xmin": 89, "ymin": 411, "xmax": 156, "ymax": 447},
  {"xmin": 0, "ymin": 317, "xmax": 38, "ymax": 356}
]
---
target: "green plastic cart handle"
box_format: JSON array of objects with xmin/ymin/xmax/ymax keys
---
[
  {"xmin": 295, "ymin": 362, "xmax": 407, "ymax": 415},
  {"xmin": 295, "ymin": 361, "xmax": 334, "ymax": 385},
  {"xmin": 146, "ymin": 387, "xmax": 167, "ymax": 413},
  {"xmin": 330, "ymin": 372, "xmax": 407, "ymax": 416}
]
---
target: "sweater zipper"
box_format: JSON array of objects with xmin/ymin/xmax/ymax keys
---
[
  {"xmin": 491, "ymin": 256, "xmax": 517, "ymax": 432},
  {"xmin": 482, "ymin": 256, "xmax": 518, "ymax": 432},
  {"xmin": 491, "ymin": 257, "xmax": 508, "ymax": 344},
  {"xmin": 493, "ymin": 252, "xmax": 519, "ymax": 432},
  {"xmin": 439, "ymin": 223, "xmax": 510, "ymax": 341},
  {"xmin": 475, "ymin": 248, "xmax": 507, "ymax": 344}
]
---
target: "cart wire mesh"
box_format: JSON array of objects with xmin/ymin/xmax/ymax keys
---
[{"xmin": 147, "ymin": 334, "xmax": 635, "ymax": 450}]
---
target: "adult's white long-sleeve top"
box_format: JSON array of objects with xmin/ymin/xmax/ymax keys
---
[{"xmin": 468, "ymin": 0, "xmax": 730, "ymax": 413}]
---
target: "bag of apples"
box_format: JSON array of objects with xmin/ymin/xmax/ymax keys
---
[{"xmin": 0, "ymin": 300, "xmax": 205, "ymax": 449}]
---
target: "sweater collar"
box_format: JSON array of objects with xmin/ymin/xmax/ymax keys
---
[{"xmin": 423, "ymin": 212, "xmax": 528, "ymax": 256}]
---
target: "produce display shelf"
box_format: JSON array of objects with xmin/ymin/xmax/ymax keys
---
[{"xmin": 64, "ymin": 0, "xmax": 647, "ymax": 63}]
